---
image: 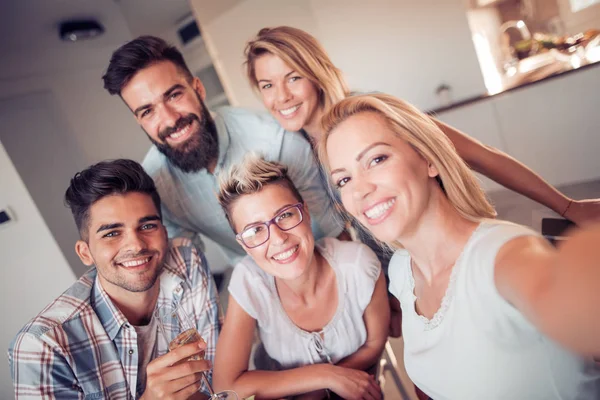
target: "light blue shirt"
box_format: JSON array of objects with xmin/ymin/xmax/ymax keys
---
[{"xmin": 143, "ymin": 107, "xmax": 343, "ymax": 264}]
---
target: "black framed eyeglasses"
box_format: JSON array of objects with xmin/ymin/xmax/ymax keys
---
[{"xmin": 236, "ymin": 203, "xmax": 304, "ymax": 248}]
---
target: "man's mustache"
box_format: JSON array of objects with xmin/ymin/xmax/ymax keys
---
[
  {"xmin": 158, "ymin": 114, "xmax": 199, "ymax": 142},
  {"xmin": 114, "ymin": 249, "xmax": 157, "ymax": 265}
]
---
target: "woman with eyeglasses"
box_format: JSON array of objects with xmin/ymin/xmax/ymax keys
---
[{"xmin": 212, "ymin": 154, "xmax": 389, "ymax": 400}]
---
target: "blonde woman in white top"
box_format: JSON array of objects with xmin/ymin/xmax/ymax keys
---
[
  {"xmin": 318, "ymin": 93, "xmax": 600, "ymax": 400},
  {"xmin": 213, "ymin": 154, "xmax": 389, "ymax": 400}
]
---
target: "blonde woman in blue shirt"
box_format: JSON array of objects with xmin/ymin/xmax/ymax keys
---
[{"xmin": 243, "ymin": 26, "xmax": 600, "ymax": 227}]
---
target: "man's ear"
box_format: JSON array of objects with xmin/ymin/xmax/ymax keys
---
[
  {"xmin": 75, "ymin": 240, "xmax": 95, "ymax": 266},
  {"xmin": 192, "ymin": 77, "xmax": 207, "ymax": 101}
]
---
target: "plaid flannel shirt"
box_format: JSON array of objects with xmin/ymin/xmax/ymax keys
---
[{"xmin": 8, "ymin": 237, "xmax": 222, "ymax": 399}]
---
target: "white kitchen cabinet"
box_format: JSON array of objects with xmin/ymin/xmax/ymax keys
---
[
  {"xmin": 436, "ymin": 65, "xmax": 600, "ymax": 189},
  {"xmin": 492, "ymin": 66, "xmax": 600, "ymax": 186}
]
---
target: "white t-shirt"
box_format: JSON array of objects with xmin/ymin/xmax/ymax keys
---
[
  {"xmin": 228, "ymin": 237, "xmax": 381, "ymax": 370},
  {"xmin": 388, "ymin": 220, "xmax": 600, "ymax": 400}
]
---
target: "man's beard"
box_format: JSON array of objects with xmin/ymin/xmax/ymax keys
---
[
  {"xmin": 149, "ymin": 98, "xmax": 219, "ymax": 173},
  {"xmin": 97, "ymin": 249, "xmax": 166, "ymax": 293}
]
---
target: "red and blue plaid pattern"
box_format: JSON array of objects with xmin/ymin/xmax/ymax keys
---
[{"xmin": 8, "ymin": 238, "xmax": 222, "ymax": 399}]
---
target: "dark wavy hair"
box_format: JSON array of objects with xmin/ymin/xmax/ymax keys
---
[
  {"xmin": 65, "ymin": 159, "xmax": 162, "ymax": 240},
  {"xmin": 102, "ymin": 35, "xmax": 193, "ymax": 96}
]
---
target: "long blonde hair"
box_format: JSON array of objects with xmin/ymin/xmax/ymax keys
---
[
  {"xmin": 318, "ymin": 94, "xmax": 496, "ymax": 246},
  {"xmin": 244, "ymin": 26, "xmax": 350, "ymax": 111}
]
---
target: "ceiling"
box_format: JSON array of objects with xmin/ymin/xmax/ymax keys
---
[
  {"xmin": 115, "ymin": 0, "xmax": 192, "ymax": 37},
  {"xmin": 0, "ymin": 0, "xmax": 196, "ymax": 79},
  {"xmin": 0, "ymin": 0, "xmax": 131, "ymax": 54}
]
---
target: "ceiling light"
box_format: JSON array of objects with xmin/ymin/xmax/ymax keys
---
[{"xmin": 59, "ymin": 20, "xmax": 104, "ymax": 42}]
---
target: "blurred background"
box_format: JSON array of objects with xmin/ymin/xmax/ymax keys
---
[{"xmin": 1, "ymin": 0, "xmax": 599, "ymax": 398}]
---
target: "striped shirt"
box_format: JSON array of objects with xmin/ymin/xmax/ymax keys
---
[{"xmin": 8, "ymin": 237, "xmax": 222, "ymax": 399}]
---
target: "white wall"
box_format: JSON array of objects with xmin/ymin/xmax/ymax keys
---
[
  {"xmin": 0, "ymin": 68, "xmax": 150, "ymax": 278},
  {"xmin": 0, "ymin": 140, "xmax": 76, "ymax": 398},
  {"xmin": 0, "ymin": 5, "xmax": 153, "ymax": 276},
  {"xmin": 191, "ymin": 0, "xmax": 317, "ymax": 109},
  {"xmin": 191, "ymin": 0, "xmax": 486, "ymax": 111},
  {"xmin": 0, "ymin": 69, "xmax": 149, "ymax": 174}
]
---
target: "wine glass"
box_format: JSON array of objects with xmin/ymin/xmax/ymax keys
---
[{"xmin": 155, "ymin": 303, "xmax": 238, "ymax": 400}]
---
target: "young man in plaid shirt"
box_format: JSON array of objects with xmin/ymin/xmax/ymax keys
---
[{"xmin": 8, "ymin": 159, "xmax": 222, "ymax": 399}]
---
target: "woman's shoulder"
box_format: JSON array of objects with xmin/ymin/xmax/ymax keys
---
[
  {"xmin": 231, "ymin": 255, "xmax": 271, "ymax": 283},
  {"xmin": 469, "ymin": 219, "xmax": 539, "ymax": 255},
  {"xmin": 318, "ymin": 237, "xmax": 380, "ymax": 271},
  {"xmin": 228, "ymin": 256, "xmax": 275, "ymax": 321},
  {"xmin": 229, "ymin": 256, "xmax": 273, "ymax": 300},
  {"xmin": 477, "ymin": 219, "xmax": 537, "ymax": 236},
  {"xmin": 389, "ymin": 248, "xmax": 411, "ymax": 271},
  {"xmin": 388, "ymin": 249, "xmax": 412, "ymax": 300},
  {"xmin": 320, "ymin": 237, "xmax": 382, "ymax": 311}
]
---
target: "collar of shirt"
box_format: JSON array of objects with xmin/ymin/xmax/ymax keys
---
[
  {"xmin": 91, "ymin": 266, "xmax": 187, "ymax": 342},
  {"xmin": 91, "ymin": 274, "xmax": 131, "ymax": 341}
]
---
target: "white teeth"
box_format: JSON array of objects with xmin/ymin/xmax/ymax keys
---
[
  {"xmin": 365, "ymin": 199, "xmax": 396, "ymax": 219},
  {"xmin": 121, "ymin": 258, "xmax": 150, "ymax": 268},
  {"xmin": 272, "ymin": 245, "xmax": 299, "ymax": 261},
  {"xmin": 279, "ymin": 105, "xmax": 300, "ymax": 116},
  {"xmin": 169, "ymin": 123, "xmax": 190, "ymax": 140}
]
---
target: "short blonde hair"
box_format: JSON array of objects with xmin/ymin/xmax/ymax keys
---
[
  {"xmin": 318, "ymin": 94, "xmax": 496, "ymax": 247},
  {"xmin": 217, "ymin": 153, "xmax": 304, "ymax": 230},
  {"xmin": 244, "ymin": 26, "xmax": 350, "ymax": 111}
]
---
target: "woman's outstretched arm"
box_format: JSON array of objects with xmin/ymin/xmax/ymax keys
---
[
  {"xmin": 435, "ymin": 119, "xmax": 600, "ymax": 226},
  {"xmin": 495, "ymin": 224, "xmax": 600, "ymax": 355}
]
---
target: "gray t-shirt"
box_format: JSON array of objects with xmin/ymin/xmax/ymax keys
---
[{"xmin": 134, "ymin": 317, "xmax": 158, "ymax": 398}]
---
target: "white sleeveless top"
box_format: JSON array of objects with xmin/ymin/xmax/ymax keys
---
[
  {"xmin": 389, "ymin": 220, "xmax": 600, "ymax": 400},
  {"xmin": 228, "ymin": 237, "xmax": 381, "ymax": 370}
]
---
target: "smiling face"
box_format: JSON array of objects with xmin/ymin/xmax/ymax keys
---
[
  {"xmin": 75, "ymin": 192, "xmax": 168, "ymax": 296},
  {"xmin": 327, "ymin": 112, "xmax": 440, "ymax": 243},
  {"xmin": 254, "ymin": 53, "xmax": 321, "ymax": 133},
  {"xmin": 120, "ymin": 60, "xmax": 219, "ymax": 173},
  {"xmin": 229, "ymin": 184, "xmax": 316, "ymax": 280}
]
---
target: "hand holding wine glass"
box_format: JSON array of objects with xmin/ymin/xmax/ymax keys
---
[
  {"xmin": 141, "ymin": 340, "xmax": 211, "ymax": 400},
  {"xmin": 154, "ymin": 303, "xmax": 238, "ymax": 400}
]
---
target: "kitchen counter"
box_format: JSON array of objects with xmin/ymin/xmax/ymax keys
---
[{"xmin": 428, "ymin": 57, "xmax": 600, "ymax": 115}]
